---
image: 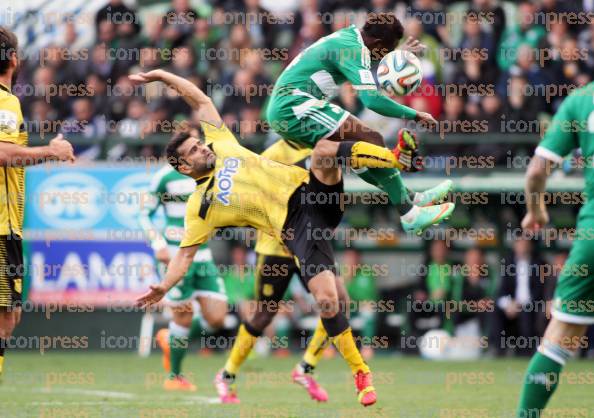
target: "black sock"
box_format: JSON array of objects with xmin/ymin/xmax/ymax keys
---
[
  {"xmin": 243, "ymin": 321, "xmax": 264, "ymax": 338},
  {"xmin": 300, "ymin": 360, "xmax": 315, "ymax": 374},
  {"xmin": 321, "ymin": 312, "xmax": 349, "ymax": 337},
  {"xmin": 222, "ymin": 370, "xmax": 236, "ymax": 383},
  {"xmin": 336, "ymin": 142, "xmax": 355, "ymax": 167}
]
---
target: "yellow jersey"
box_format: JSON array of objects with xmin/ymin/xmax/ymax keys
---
[
  {"xmin": 180, "ymin": 122, "xmax": 310, "ymax": 248},
  {"xmin": 254, "ymin": 139, "xmax": 311, "ymax": 257},
  {"xmin": 0, "ymin": 84, "xmax": 27, "ymax": 237}
]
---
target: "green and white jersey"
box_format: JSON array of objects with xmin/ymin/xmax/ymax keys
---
[
  {"xmin": 139, "ymin": 165, "xmax": 212, "ymax": 262},
  {"xmin": 273, "ymin": 25, "xmax": 377, "ymax": 100},
  {"xmin": 536, "ymin": 82, "xmax": 594, "ymax": 200}
]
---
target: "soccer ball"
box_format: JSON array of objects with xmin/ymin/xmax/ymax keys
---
[{"xmin": 377, "ymin": 50, "xmax": 423, "ymax": 96}]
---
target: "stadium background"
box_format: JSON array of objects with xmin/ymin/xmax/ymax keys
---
[{"xmin": 3, "ymin": 0, "xmax": 593, "ymax": 360}]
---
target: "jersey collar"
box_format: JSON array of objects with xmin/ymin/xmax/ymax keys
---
[{"xmin": 0, "ymin": 82, "xmax": 10, "ymax": 93}]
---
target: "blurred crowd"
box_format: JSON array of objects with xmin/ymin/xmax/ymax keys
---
[{"xmin": 12, "ymin": 0, "xmax": 593, "ymax": 161}]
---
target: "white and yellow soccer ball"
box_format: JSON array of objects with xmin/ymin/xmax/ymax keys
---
[{"xmin": 377, "ymin": 50, "xmax": 423, "ymax": 96}]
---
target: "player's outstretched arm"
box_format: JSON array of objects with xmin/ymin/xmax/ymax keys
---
[
  {"xmin": 136, "ymin": 244, "xmax": 199, "ymax": 308},
  {"xmin": 129, "ymin": 69, "xmax": 222, "ymax": 127},
  {"xmin": 522, "ymin": 155, "xmax": 551, "ymax": 231},
  {"xmin": 0, "ymin": 134, "xmax": 74, "ymax": 166},
  {"xmin": 357, "ymin": 89, "xmax": 437, "ymax": 128}
]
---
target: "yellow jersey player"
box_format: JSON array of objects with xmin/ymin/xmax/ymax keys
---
[
  {"xmin": 0, "ymin": 27, "xmax": 74, "ymax": 376},
  {"xmin": 215, "ymin": 141, "xmax": 332, "ymax": 403},
  {"xmin": 133, "ymin": 68, "xmax": 423, "ymax": 406}
]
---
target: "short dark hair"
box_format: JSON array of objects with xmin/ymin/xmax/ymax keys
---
[
  {"xmin": 166, "ymin": 131, "xmax": 192, "ymax": 171},
  {"xmin": 0, "ymin": 27, "xmax": 18, "ymax": 76},
  {"xmin": 362, "ymin": 12, "xmax": 404, "ymax": 48}
]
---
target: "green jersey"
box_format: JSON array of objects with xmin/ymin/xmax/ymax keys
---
[
  {"xmin": 139, "ymin": 165, "xmax": 212, "ymax": 262},
  {"xmin": 536, "ymin": 82, "xmax": 594, "ymax": 201},
  {"xmin": 274, "ymin": 25, "xmax": 376, "ymax": 100},
  {"xmin": 270, "ymin": 25, "xmax": 416, "ymax": 120}
]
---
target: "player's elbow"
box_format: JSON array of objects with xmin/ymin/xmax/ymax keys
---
[{"xmin": 526, "ymin": 156, "xmax": 549, "ymax": 182}]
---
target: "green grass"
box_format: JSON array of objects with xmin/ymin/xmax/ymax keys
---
[{"xmin": 1, "ymin": 352, "xmax": 593, "ymax": 417}]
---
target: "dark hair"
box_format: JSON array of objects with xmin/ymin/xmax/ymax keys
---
[
  {"xmin": 166, "ymin": 131, "xmax": 192, "ymax": 171},
  {"xmin": 362, "ymin": 12, "xmax": 404, "ymax": 48},
  {"xmin": 0, "ymin": 27, "xmax": 18, "ymax": 76}
]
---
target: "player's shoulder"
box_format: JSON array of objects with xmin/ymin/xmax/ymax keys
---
[
  {"xmin": 0, "ymin": 89, "xmax": 23, "ymax": 135},
  {"xmin": 200, "ymin": 120, "xmax": 236, "ymax": 143},
  {"xmin": 330, "ymin": 25, "xmax": 362, "ymax": 46}
]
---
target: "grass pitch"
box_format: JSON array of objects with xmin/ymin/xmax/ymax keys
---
[{"xmin": 1, "ymin": 352, "xmax": 593, "ymax": 417}]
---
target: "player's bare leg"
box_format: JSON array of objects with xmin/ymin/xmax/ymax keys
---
[
  {"xmin": 516, "ymin": 318, "xmax": 587, "ymax": 417},
  {"xmin": 326, "ymin": 115, "xmax": 454, "ymax": 234},
  {"xmin": 0, "ymin": 307, "xmax": 20, "ymax": 376}
]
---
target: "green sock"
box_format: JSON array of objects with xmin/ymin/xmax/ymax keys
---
[
  {"xmin": 169, "ymin": 322, "xmax": 190, "ymax": 377},
  {"xmin": 517, "ymin": 345, "xmax": 571, "ymax": 418},
  {"xmin": 188, "ymin": 316, "xmax": 205, "ymax": 341},
  {"xmin": 355, "ymin": 168, "xmax": 413, "ymax": 213}
]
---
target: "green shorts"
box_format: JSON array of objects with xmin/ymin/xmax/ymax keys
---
[
  {"xmin": 266, "ymin": 88, "xmax": 349, "ymax": 147},
  {"xmin": 552, "ymin": 214, "xmax": 594, "ymax": 324},
  {"xmin": 161, "ymin": 260, "xmax": 227, "ymax": 305}
]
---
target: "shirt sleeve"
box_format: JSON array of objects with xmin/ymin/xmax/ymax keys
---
[
  {"xmin": 0, "ymin": 96, "xmax": 22, "ymax": 144},
  {"xmin": 179, "ymin": 196, "xmax": 214, "ymax": 248},
  {"xmin": 536, "ymin": 95, "xmax": 579, "ymax": 163},
  {"xmin": 200, "ymin": 121, "xmax": 238, "ymax": 145}
]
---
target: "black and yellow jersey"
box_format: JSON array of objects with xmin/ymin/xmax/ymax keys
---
[
  {"xmin": 180, "ymin": 122, "xmax": 310, "ymax": 248},
  {"xmin": 0, "ymin": 83, "xmax": 27, "ymax": 237},
  {"xmin": 254, "ymin": 139, "xmax": 311, "ymax": 258}
]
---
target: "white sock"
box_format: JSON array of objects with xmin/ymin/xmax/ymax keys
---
[{"xmin": 401, "ymin": 205, "xmax": 420, "ymax": 223}]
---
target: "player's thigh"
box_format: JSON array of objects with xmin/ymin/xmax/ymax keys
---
[
  {"xmin": 268, "ymin": 93, "xmax": 350, "ymax": 148},
  {"xmin": 542, "ymin": 317, "xmax": 588, "ymax": 351},
  {"xmin": 250, "ymin": 255, "xmax": 294, "ymax": 330},
  {"xmin": 188, "ymin": 261, "xmax": 228, "ymax": 327},
  {"xmin": 327, "ymin": 113, "xmax": 384, "ymax": 146},
  {"xmin": 552, "ymin": 216, "xmax": 594, "ymax": 326}
]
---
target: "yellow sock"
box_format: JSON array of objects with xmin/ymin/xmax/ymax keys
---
[
  {"xmin": 224, "ymin": 324, "xmax": 258, "ymax": 375},
  {"xmin": 350, "ymin": 142, "xmax": 400, "ymax": 170},
  {"xmin": 303, "ymin": 319, "xmax": 330, "ymax": 367},
  {"xmin": 332, "ymin": 327, "xmax": 370, "ymax": 374},
  {"xmin": 0, "ymin": 355, "xmax": 4, "ymax": 375}
]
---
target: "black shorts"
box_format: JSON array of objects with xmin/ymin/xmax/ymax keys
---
[
  {"xmin": 0, "ymin": 233, "xmax": 23, "ymax": 308},
  {"xmin": 282, "ymin": 170, "xmax": 344, "ymax": 283},
  {"xmin": 255, "ymin": 254, "xmax": 302, "ymax": 304}
]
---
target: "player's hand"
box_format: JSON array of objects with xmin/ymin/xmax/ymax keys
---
[
  {"xmin": 136, "ymin": 284, "xmax": 167, "ymax": 309},
  {"xmin": 415, "ymin": 111, "xmax": 438, "ymax": 129},
  {"xmin": 49, "ymin": 134, "xmax": 75, "ymax": 162},
  {"xmin": 129, "ymin": 70, "xmax": 165, "ymax": 85},
  {"xmin": 521, "ymin": 209, "xmax": 549, "ymax": 231},
  {"xmin": 155, "ymin": 247, "xmax": 171, "ymax": 264},
  {"xmin": 400, "ymin": 36, "xmax": 427, "ymax": 56}
]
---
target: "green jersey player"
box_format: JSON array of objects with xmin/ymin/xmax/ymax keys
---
[
  {"xmin": 517, "ymin": 82, "xmax": 594, "ymax": 416},
  {"xmin": 266, "ymin": 12, "xmax": 454, "ymax": 234},
  {"xmin": 139, "ymin": 156, "xmax": 227, "ymax": 391}
]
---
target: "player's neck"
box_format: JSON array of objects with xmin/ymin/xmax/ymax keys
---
[{"xmin": 0, "ymin": 73, "xmax": 12, "ymax": 91}]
